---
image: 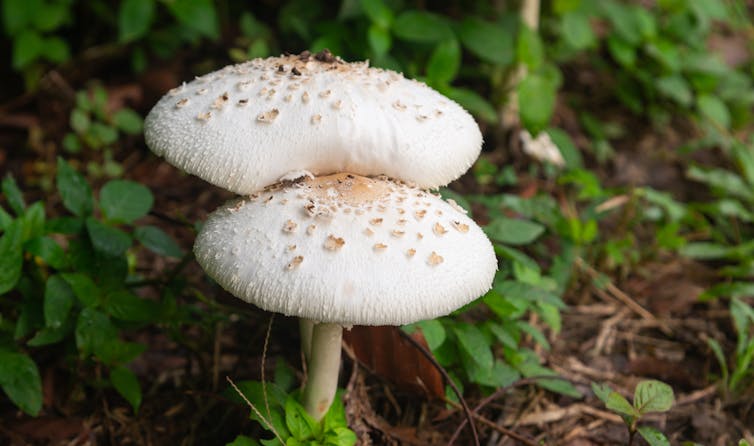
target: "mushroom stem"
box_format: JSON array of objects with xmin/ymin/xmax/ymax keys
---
[
  {"xmin": 302, "ymin": 321, "xmax": 342, "ymax": 421},
  {"xmin": 299, "ymin": 318, "xmax": 314, "ymax": 362}
]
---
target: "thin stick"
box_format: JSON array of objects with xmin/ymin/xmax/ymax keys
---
[
  {"xmin": 261, "ymin": 314, "xmax": 275, "ymax": 424},
  {"xmin": 396, "ymin": 329, "xmax": 480, "ymax": 446},
  {"xmin": 226, "ymin": 376, "xmax": 284, "ymax": 444}
]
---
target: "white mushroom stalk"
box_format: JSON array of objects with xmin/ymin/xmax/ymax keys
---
[{"xmin": 193, "ymin": 173, "xmax": 497, "ymax": 420}]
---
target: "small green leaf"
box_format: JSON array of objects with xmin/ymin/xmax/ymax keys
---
[
  {"xmin": 445, "ymin": 87, "xmax": 497, "ymax": 123},
  {"xmin": 560, "ymin": 11, "xmax": 595, "ymax": 50},
  {"xmin": 680, "ymin": 242, "xmax": 733, "ymax": 260},
  {"xmin": 44, "ymin": 275, "xmax": 76, "ymax": 329},
  {"xmin": 518, "ymin": 362, "xmax": 582, "ymax": 397},
  {"xmin": 606, "ymin": 392, "xmax": 637, "ymax": 417},
  {"xmin": 25, "ymin": 236, "xmax": 67, "ymax": 269},
  {"xmin": 518, "ymin": 73, "xmax": 557, "ymax": 135},
  {"xmin": 359, "ymin": 0, "xmax": 392, "ymax": 28},
  {"xmin": 86, "ymin": 218, "xmax": 132, "ymax": 257},
  {"xmin": 226, "ymin": 436, "xmax": 260, "ymax": 446},
  {"xmin": 134, "ymin": 225, "xmax": 183, "ymax": 258},
  {"xmin": 33, "ymin": 2, "xmax": 68, "ymax": 31},
  {"xmin": 655, "ymin": 76, "xmax": 693, "ymax": 106},
  {"xmin": 118, "ymin": 0, "xmax": 155, "ymax": 42},
  {"xmin": 634, "ymin": 380, "xmax": 674, "ymax": 413},
  {"xmin": 392, "ymin": 11, "xmax": 453, "ymax": 43},
  {"xmin": 61, "ymin": 272, "xmax": 100, "ymax": 307},
  {"xmin": 453, "ymin": 323, "xmax": 493, "ymax": 370},
  {"xmin": 12, "ymin": 29, "xmax": 44, "ymax": 69},
  {"xmin": 41, "ymin": 36, "xmax": 69, "ymax": 63},
  {"xmin": 106, "ymin": 290, "xmax": 158, "ymax": 322},
  {"xmin": 484, "ymin": 217, "xmax": 545, "ymax": 245},
  {"xmin": 2, "ymin": 175, "xmax": 25, "ymax": 214},
  {"xmin": 426, "ymin": 38, "xmax": 460, "ymax": 86},
  {"xmin": 638, "ymin": 426, "xmax": 671, "ymax": 446},
  {"xmin": 367, "ymin": 24, "xmax": 391, "ymax": 57},
  {"xmin": 75, "ymin": 307, "xmax": 118, "ymax": 357},
  {"xmin": 417, "ymin": 319, "xmax": 445, "ymax": 351},
  {"xmin": 0, "ymin": 220, "xmax": 24, "ymax": 295},
  {"xmin": 591, "ymin": 382, "xmax": 613, "ymax": 404},
  {"xmin": 0, "ymin": 350, "xmax": 42, "ymax": 416},
  {"xmin": 516, "ymin": 26, "xmax": 544, "ymax": 70},
  {"xmin": 110, "ymin": 366, "xmax": 142, "ymax": 412},
  {"xmin": 56, "ymin": 158, "xmax": 93, "ymax": 217},
  {"xmin": 112, "ymin": 109, "xmax": 144, "ymax": 134},
  {"xmin": 697, "ymin": 94, "xmax": 731, "ymax": 129},
  {"xmin": 606, "ymin": 35, "xmax": 635, "ymax": 67},
  {"xmin": 167, "ymin": 0, "xmax": 219, "ymax": 39},
  {"xmin": 100, "ymin": 180, "xmax": 153, "ymax": 223},
  {"xmin": 458, "ymin": 17, "xmax": 514, "ymax": 65},
  {"xmin": 323, "ymin": 427, "xmax": 357, "ymax": 445},
  {"xmin": 285, "ymin": 397, "xmax": 317, "ymax": 439}
]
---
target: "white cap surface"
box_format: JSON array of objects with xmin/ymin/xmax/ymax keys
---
[
  {"xmin": 194, "ymin": 174, "xmax": 496, "ymax": 325},
  {"xmin": 145, "ymin": 51, "xmax": 483, "ymax": 194}
]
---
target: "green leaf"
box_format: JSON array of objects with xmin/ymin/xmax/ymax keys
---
[
  {"xmin": 638, "ymin": 426, "xmax": 671, "ymax": 446},
  {"xmin": 100, "ymin": 180, "xmax": 153, "ymax": 223},
  {"xmin": 516, "ymin": 26, "xmax": 544, "ymax": 70},
  {"xmin": 680, "ymin": 242, "xmax": 732, "ymax": 260},
  {"xmin": 518, "ymin": 73, "xmax": 557, "ymax": 134},
  {"xmin": 134, "ymin": 225, "xmax": 184, "ymax": 258},
  {"xmin": 56, "ymin": 158, "xmax": 93, "ymax": 217},
  {"xmin": 417, "ymin": 319, "xmax": 445, "ymax": 351},
  {"xmin": 20, "ymin": 201, "xmax": 45, "ymax": 240},
  {"xmin": 458, "ymin": 17, "xmax": 514, "ymax": 65},
  {"xmin": 110, "ymin": 366, "xmax": 142, "ymax": 412},
  {"xmin": 25, "ymin": 236, "xmax": 67, "ymax": 269},
  {"xmin": 453, "ymin": 323, "xmax": 493, "ymax": 370},
  {"xmin": 44, "ymin": 275, "xmax": 76, "ymax": 329},
  {"xmin": 646, "ymin": 39, "xmax": 681, "ymax": 72},
  {"xmin": 469, "ymin": 359, "xmax": 519, "ymax": 388},
  {"xmin": 561, "ymin": 11, "xmax": 595, "ymax": 50},
  {"xmin": 697, "ymin": 94, "xmax": 731, "ymax": 129},
  {"xmin": 484, "ymin": 217, "xmax": 545, "ymax": 245},
  {"xmin": 367, "ymin": 24, "xmax": 391, "ymax": 57},
  {"xmin": 546, "ymin": 128, "xmax": 582, "ymax": 169},
  {"xmin": 118, "ymin": 0, "xmax": 155, "ymax": 42},
  {"xmin": 687, "ymin": 165, "xmax": 752, "ymax": 201},
  {"xmin": 360, "ymin": 0, "xmax": 392, "ymax": 28},
  {"xmin": 445, "ymin": 87, "xmax": 497, "ymax": 123},
  {"xmin": 2, "ymin": 0, "xmax": 31, "ymax": 34},
  {"xmin": 323, "ymin": 427, "xmax": 357, "ymax": 446},
  {"xmin": 634, "ymin": 380, "xmax": 674, "ymax": 413},
  {"xmin": 655, "ymin": 76, "xmax": 692, "ymax": 106},
  {"xmin": 0, "ymin": 350, "xmax": 42, "ymax": 416},
  {"xmin": 426, "ymin": 38, "xmax": 460, "ymax": 86},
  {"xmin": 226, "ymin": 436, "xmax": 260, "ymax": 446},
  {"xmin": 606, "ymin": 391, "xmax": 637, "ymax": 417},
  {"xmin": 112, "ymin": 109, "xmax": 144, "ymax": 134},
  {"xmin": 86, "ymin": 218, "xmax": 132, "ymax": 257},
  {"xmin": 106, "ymin": 290, "xmax": 158, "ymax": 323},
  {"xmin": 392, "ymin": 11, "xmax": 453, "ymax": 43},
  {"xmin": 41, "ymin": 36, "xmax": 69, "ymax": 63},
  {"xmin": 167, "ymin": 0, "xmax": 219, "ymax": 39},
  {"xmin": 75, "ymin": 307, "xmax": 118, "ymax": 358},
  {"xmin": 0, "ymin": 220, "xmax": 24, "ymax": 295},
  {"xmin": 606, "ymin": 35, "xmax": 635, "ymax": 67},
  {"xmin": 285, "ymin": 397, "xmax": 318, "ymax": 440},
  {"xmin": 517, "ymin": 362, "xmax": 582, "ymax": 397},
  {"xmin": 591, "ymin": 382, "xmax": 613, "ymax": 404},
  {"xmin": 33, "ymin": 2, "xmax": 68, "ymax": 31},
  {"xmin": 12, "ymin": 29, "xmax": 43, "ymax": 69},
  {"xmin": 2, "ymin": 175, "xmax": 25, "ymax": 214},
  {"xmin": 61, "ymin": 272, "xmax": 100, "ymax": 307}
]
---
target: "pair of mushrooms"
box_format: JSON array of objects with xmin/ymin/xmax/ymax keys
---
[{"xmin": 145, "ymin": 50, "xmax": 497, "ymax": 421}]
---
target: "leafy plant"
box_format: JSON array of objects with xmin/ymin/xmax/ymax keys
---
[
  {"xmin": 0, "ymin": 159, "xmax": 185, "ymax": 414},
  {"xmin": 592, "ymin": 380, "xmax": 675, "ymax": 446}
]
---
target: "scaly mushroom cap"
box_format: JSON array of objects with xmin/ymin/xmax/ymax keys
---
[
  {"xmin": 194, "ymin": 173, "xmax": 496, "ymax": 325},
  {"xmin": 144, "ymin": 51, "xmax": 483, "ymax": 194}
]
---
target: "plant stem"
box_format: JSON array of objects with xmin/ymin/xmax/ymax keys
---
[
  {"xmin": 299, "ymin": 318, "xmax": 314, "ymax": 362},
  {"xmin": 501, "ymin": 0, "xmax": 541, "ymax": 129},
  {"xmin": 302, "ymin": 321, "xmax": 342, "ymax": 421}
]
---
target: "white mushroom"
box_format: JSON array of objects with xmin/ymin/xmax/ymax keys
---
[{"xmin": 193, "ymin": 174, "xmax": 496, "ymax": 420}]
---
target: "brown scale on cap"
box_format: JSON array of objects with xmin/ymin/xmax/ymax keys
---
[
  {"xmin": 428, "ymin": 252, "xmax": 444, "ymax": 266},
  {"xmin": 175, "ymin": 98, "xmax": 189, "ymax": 108},
  {"xmin": 324, "ymin": 235, "xmax": 345, "ymax": 251},
  {"xmin": 307, "ymin": 224, "xmax": 316, "ymax": 235},
  {"xmin": 451, "ymin": 221, "xmax": 469, "ymax": 233},
  {"xmin": 373, "ymin": 243, "xmax": 387, "ymax": 251},
  {"xmin": 257, "ymin": 109, "xmax": 279, "ymax": 123},
  {"xmin": 287, "ymin": 255, "xmax": 304, "ymax": 270},
  {"xmin": 211, "ymin": 92, "xmax": 229, "ymax": 109},
  {"xmin": 196, "ymin": 112, "xmax": 211, "ymax": 122},
  {"xmin": 433, "ymin": 222, "xmax": 447, "ymax": 236},
  {"xmin": 283, "ymin": 220, "xmax": 298, "ymax": 233},
  {"xmin": 406, "ymin": 249, "xmax": 416, "ymax": 257}
]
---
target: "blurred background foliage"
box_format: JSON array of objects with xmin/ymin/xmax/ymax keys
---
[{"xmin": 1, "ymin": 0, "xmax": 754, "ymax": 444}]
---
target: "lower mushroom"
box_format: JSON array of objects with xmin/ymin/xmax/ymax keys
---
[{"xmin": 193, "ymin": 173, "xmax": 496, "ymax": 420}]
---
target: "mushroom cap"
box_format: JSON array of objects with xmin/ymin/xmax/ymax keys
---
[
  {"xmin": 193, "ymin": 173, "xmax": 496, "ymax": 325},
  {"xmin": 144, "ymin": 51, "xmax": 483, "ymax": 194}
]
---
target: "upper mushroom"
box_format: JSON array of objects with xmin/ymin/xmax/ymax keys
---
[{"xmin": 144, "ymin": 50, "xmax": 483, "ymax": 194}]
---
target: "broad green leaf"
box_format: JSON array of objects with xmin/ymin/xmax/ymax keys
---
[
  {"xmin": 680, "ymin": 242, "xmax": 732, "ymax": 260},
  {"xmin": 86, "ymin": 218, "xmax": 132, "ymax": 257},
  {"xmin": 392, "ymin": 11, "xmax": 453, "ymax": 43},
  {"xmin": 0, "ymin": 206, "xmax": 11, "ymax": 230},
  {"xmin": 106, "ymin": 290, "xmax": 158, "ymax": 322},
  {"xmin": 638, "ymin": 426, "xmax": 671, "ymax": 446},
  {"xmin": 118, "ymin": 0, "xmax": 155, "ymax": 42},
  {"xmin": 516, "ymin": 320, "xmax": 551, "ymax": 350},
  {"xmin": 20, "ymin": 201, "xmax": 45, "ymax": 240},
  {"xmin": 61, "ymin": 272, "xmax": 100, "ymax": 307},
  {"xmin": 688, "ymin": 165, "xmax": 752, "ymax": 200},
  {"xmin": 2, "ymin": 175, "xmax": 25, "ymax": 215},
  {"xmin": 484, "ymin": 217, "xmax": 545, "ymax": 245},
  {"xmin": 2, "ymin": 0, "xmax": 31, "ymax": 34},
  {"xmin": 27, "ymin": 316, "xmax": 74, "ymax": 347},
  {"xmin": 516, "ymin": 26, "xmax": 544, "ymax": 70},
  {"xmin": 285, "ymin": 397, "xmax": 318, "ymax": 439},
  {"xmin": 517, "ymin": 362, "xmax": 582, "ymax": 397},
  {"xmin": 646, "ymin": 39, "xmax": 681, "ymax": 72},
  {"xmin": 445, "ymin": 87, "xmax": 497, "ymax": 123},
  {"xmin": 25, "ymin": 236, "xmax": 67, "ymax": 269},
  {"xmin": 417, "ymin": 319, "xmax": 445, "ymax": 351},
  {"xmin": 591, "ymin": 382, "xmax": 612, "ymax": 404},
  {"xmin": 546, "ymin": 128, "xmax": 582, "ymax": 169},
  {"xmin": 323, "ymin": 427, "xmax": 357, "ymax": 446},
  {"xmin": 458, "ymin": 17, "xmax": 514, "ymax": 65},
  {"xmin": 46, "ymin": 216, "xmax": 84, "ymax": 235},
  {"xmin": 469, "ymin": 359, "xmax": 519, "ymax": 388},
  {"xmin": 41, "ymin": 36, "xmax": 69, "ymax": 63},
  {"xmin": 518, "ymin": 73, "xmax": 557, "ymax": 134},
  {"xmin": 634, "ymin": 380, "xmax": 674, "ymax": 413},
  {"xmin": 33, "ymin": 2, "xmax": 68, "ymax": 31},
  {"xmin": 606, "ymin": 391, "xmax": 637, "ymax": 417},
  {"xmin": 0, "ymin": 220, "xmax": 24, "ymax": 295},
  {"xmin": 113, "ymin": 109, "xmax": 144, "ymax": 134},
  {"xmin": 561, "ymin": 11, "xmax": 595, "ymax": 50},
  {"xmin": 12, "ymin": 29, "xmax": 43, "ymax": 69},
  {"xmin": 75, "ymin": 307, "xmax": 118, "ymax": 357},
  {"xmin": 697, "ymin": 94, "xmax": 731, "ymax": 129},
  {"xmin": 655, "ymin": 76, "xmax": 692, "ymax": 106},
  {"xmin": 453, "ymin": 323, "xmax": 493, "ymax": 370},
  {"xmin": 44, "ymin": 275, "xmax": 76, "ymax": 329},
  {"xmin": 367, "ymin": 24, "xmax": 391, "ymax": 57},
  {"xmin": 167, "ymin": 0, "xmax": 219, "ymax": 39},
  {"xmin": 110, "ymin": 366, "xmax": 142, "ymax": 412},
  {"xmin": 426, "ymin": 38, "xmax": 460, "ymax": 85},
  {"xmin": 606, "ymin": 35, "xmax": 635, "ymax": 67},
  {"xmin": 56, "ymin": 158, "xmax": 93, "ymax": 217},
  {"xmin": 134, "ymin": 225, "xmax": 183, "ymax": 258},
  {"xmin": 96, "ymin": 340, "xmax": 145, "ymax": 365},
  {"xmin": 359, "ymin": 0, "xmax": 392, "ymax": 28},
  {"xmin": 0, "ymin": 350, "xmax": 42, "ymax": 416},
  {"xmin": 322, "ymin": 389, "xmax": 348, "ymax": 432},
  {"xmin": 100, "ymin": 180, "xmax": 153, "ymax": 223}
]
